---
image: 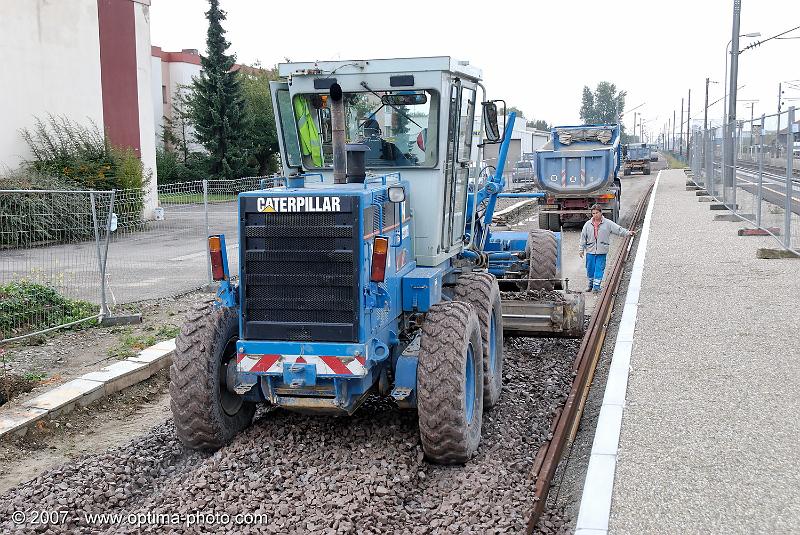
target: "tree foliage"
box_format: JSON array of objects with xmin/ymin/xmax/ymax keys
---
[
  {"xmin": 579, "ymin": 82, "xmax": 626, "ymax": 127},
  {"xmin": 240, "ymin": 65, "xmax": 280, "ymax": 175},
  {"xmin": 506, "ymin": 106, "xmax": 526, "ymax": 118},
  {"xmin": 189, "ymin": 0, "xmax": 251, "ymax": 179},
  {"xmin": 526, "ymin": 119, "xmax": 550, "ymax": 131}
]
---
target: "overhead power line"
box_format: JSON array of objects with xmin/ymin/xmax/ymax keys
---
[{"xmin": 741, "ymin": 25, "xmax": 800, "ymax": 52}]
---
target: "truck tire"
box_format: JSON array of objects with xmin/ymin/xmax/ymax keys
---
[
  {"xmin": 624, "ymin": 168, "xmax": 631, "ymax": 176},
  {"xmin": 170, "ymin": 300, "xmax": 255, "ymax": 450},
  {"xmin": 644, "ymin": 166, "xmax": 651, "ymax": 175},
  {"xmin": 538, "ymin": 212, "xmax": 549, "ymax": 230},
  {"xmin": 417, "ymin": 301, "xmax": 484, "ymax": 464},
  {"xmin": 525, "ymin": 229, "xmax": 558, "ymax": 292},
  {"xmin": 611, "ymin": 198, "xmax": 620, "ymax": 223},
  {"xmin": 548, "ymin": 213, "xmax": 561, "ymax": 232},
  {"xmin": 453, "ymin": 273, "xmax": 504, "ymax": 409}
]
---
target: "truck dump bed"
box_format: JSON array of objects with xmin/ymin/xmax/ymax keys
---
[{"xmin": 535, "ymin": 125, "xmax": 621, "ymax": 196}]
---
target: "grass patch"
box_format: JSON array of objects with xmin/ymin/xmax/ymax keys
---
[
  {"xmin": 156, "ymin": 324, "xmax": 181, "ymax": 339},
  {"xmin": 108, "ymin": 324, "xmax": 178, "ymax": 359},
  {"xmin": 663, "ymin": 151, "xmax": 688, "ymax": 169},
  {"xmin": 0, "ymin": 281, "xmax": 97, "ymax": 341},
  {"xmin": 108, "ymin": 330, "xmax": 158, "ymax": 359}
]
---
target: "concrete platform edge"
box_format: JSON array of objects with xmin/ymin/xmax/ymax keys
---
[
  {"xmin": 0, "ymin": 338, "xmax": 175, "ymax": 440},
  {"xmin": 574, "ymin": 172, "xmax": 660, "ymax": 534}
]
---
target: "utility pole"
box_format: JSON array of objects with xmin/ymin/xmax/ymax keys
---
[
  {"xmin": 680, "ymin": 98, "xmax": 684, "ymax": 157},
  {"xmin": 633, "ymin": 111, "xmax": 637, "ymax": 140},
  {"xmin": 672, "ymin": 110, "xmax": 676, "ymax": 151},
  {"xmin": 724, "ymin": 0, "xmax": 742, "ymax": 207},
  {"xmin": 704, "ymin": 78, "xmax": 710, "ymax": 132},
  {"xmin": 777, "ymin": 82, "xmax": 782, "ymax": 156},
  {"xmin": 687, "ymin": 89, "xmax": 692, "ymax": 163}
]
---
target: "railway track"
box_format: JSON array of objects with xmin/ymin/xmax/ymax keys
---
[
  {"xmin": 526, "ymin": 182, "xmax": 653, "ymax": 532},
  {"xmin": 0, "ymin": 184, "xmax": 653, "ymax": 534}
]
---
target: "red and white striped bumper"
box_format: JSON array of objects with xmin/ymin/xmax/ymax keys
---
[{"xmin": 237, "ymin": 354, "xmax": 368, "ymax": 377}]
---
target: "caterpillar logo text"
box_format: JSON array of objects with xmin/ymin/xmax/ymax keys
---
[{"xmin": 256, "ymin": 196, "xmax": 342, "ymax": 213}]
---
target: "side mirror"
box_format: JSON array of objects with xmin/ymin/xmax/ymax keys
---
[
  {"xmin": 388, "ymin": 185, "xmax": 405, "ymax": 203},
  {"xmin": 483, "ymin": 101, "xmax": 501, "ymax": 142}
]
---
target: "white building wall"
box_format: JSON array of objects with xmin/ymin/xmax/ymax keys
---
[
  {"xmin": 167, "ymin": 61, "xmax": 202, "ymax": 152},
  {"xmin": 0, "ymin": 0, "xmax": 104, "ymax": 169},
  {"xmin": 151, "ymin": 55, "xmax": 164, "ymax": 145},
  {"xmin": 134, "ymin": 1, "xmax": 157, "ymax": 217}
]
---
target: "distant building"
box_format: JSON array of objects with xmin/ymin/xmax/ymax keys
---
[
  {"xmin": 0, "ymin": 0, "xmax": 157, "ymax": 215},
  {"xmin": 150, "ymin": 46, "xmax": 202, "ymax": 149}
]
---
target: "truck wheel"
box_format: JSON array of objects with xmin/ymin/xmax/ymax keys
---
[
  {"xmin": 624, "ymin": 168, "xmax": 631, "ymax": 176},
  {"xmin": 644, "ymin": 167, "xmax": 651, "ymax": 175},
  {"xmin": 548, "ymin": 213, "xmax": 561, "ymax": 232},
  {"xmin": 453, "ymin": 273, "xmax": 504, "ymax": 409},
  {"xmin": 170, "ymin": 300, "xmax": 255, "ymax": 450},
  {"xmin": 538, "ymin": 212, "xmax": 549, "ymax": 230},
  {"xmin": 417, "ymin": 301, "xmax": 484, "ymax": 464},
  {"xmin": 611, "ymin": 199, "xmax": 620, "ymax": 223},
  {"xmin": 525, "ymin": 229, "xmax": 558, "ymax": 292}
]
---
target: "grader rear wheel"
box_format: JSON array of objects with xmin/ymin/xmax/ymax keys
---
[{"xmin": 523, "ymin": 229, "xmax": 558, "ymax": 292}]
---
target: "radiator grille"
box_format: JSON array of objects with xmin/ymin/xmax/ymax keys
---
[{"xmin": 240, "ymin": 196, "xmax": 360, "ymax": 342}]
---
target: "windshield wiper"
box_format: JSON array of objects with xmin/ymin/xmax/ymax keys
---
[{"xmin": 360, "ymin": 82, "xmax": 423, "ymax": 130}]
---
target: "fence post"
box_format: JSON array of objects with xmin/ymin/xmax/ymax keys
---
[
  {"xmin": 757, "ymin": 114, "xmax": 764, "ymax": 228},
  {"xmin": 785, "ymin": 107, "xmax": 794, "ymax": 249},
  {"xmin": 89, "ymin": 191, "xmax": 110, "ymax": 320},
  {"xmin": 705, "ymin": 130, "xmax": 713, "ymax": 197},
  {"xmin": 731, "ymin": 124, "xmax": 738, "ymax": 212},
  {"xmin": 204, "ymin": 179, "xmax": 212, "ymax": 285},
  {"xmin": 99, "ymin": 190, "xmax": 115, "ymax": 319}
]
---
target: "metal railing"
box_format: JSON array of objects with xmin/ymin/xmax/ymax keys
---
[
  {"xmin": 0, "ymin": 177, "xmax": 275, "ymax": 342},
  {"xmin": 690, "ymin": 107, "xmax": 798, "ymax": 256}
]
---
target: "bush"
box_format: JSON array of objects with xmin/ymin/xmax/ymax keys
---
[
  {"xmin": 20, "ymin": 115, "xmax": 149, "ymax": 192},
  {"xmin": 156, "ymin": 147, "xmax": 207, "ymax": 184},
  {"xmin": 0, "ymin": 281, "xmax": 97, "ymax": 340}
]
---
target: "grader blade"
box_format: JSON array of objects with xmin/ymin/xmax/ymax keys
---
[{"xmin": 501, "ymin": 290, "xmax": 585, "ymax": 338}]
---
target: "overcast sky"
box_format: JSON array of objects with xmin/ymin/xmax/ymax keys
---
[{"xmin": 151, "ymin": 0, "xmax": 800, "ymax": 141}]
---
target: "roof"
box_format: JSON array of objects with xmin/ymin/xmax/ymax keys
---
[{"xmin": 278, "ymin": 57, "xmax": 482, "ymax": 81}]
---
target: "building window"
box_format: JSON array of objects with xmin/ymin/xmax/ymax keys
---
[{"xmin": 162, "ymin": 85, "xmax": 168, "ymax": 104}]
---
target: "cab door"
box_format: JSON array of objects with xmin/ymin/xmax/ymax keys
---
[
  {"xmin": 440, "ymin": 81, "xmax": 477, "ymax": 252},
  {"xmin": 269, "ymin": 81, "xmax": 304, "ymax": 175}
]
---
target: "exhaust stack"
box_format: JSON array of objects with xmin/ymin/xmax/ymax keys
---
[{"xmin": 330, "ymin": 83, "xmax": 347, "ymax": 184}]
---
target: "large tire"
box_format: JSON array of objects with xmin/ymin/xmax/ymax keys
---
[
  {"xmin": 538, "ymin": 212, "xmax": 549, "ymax": 230},
  {"xmin": 611, "ymin": 197, "xmax": 620, "ymax": 223},
  {"xmin": 525, "ymin": 229, "xmax": 558, "ymax": 291},
  {"xmin": 170, "ymin": 300, "xmax": 255, "ymax": 450},
  {"xmin": 547, "ymin": 213, "xmax": 561, "ymax": 232},
  {"xmin": 417, "ymin": 301, "xmax": 484, "ymax": 464},
  {"xmin": 453, "ymin": 273, "xmax": 504, "ymax": 409}
]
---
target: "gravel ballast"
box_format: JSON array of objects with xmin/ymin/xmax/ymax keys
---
[{"xmin": 0, "ymin": 336, "xmax": 579, "ymax": 534}]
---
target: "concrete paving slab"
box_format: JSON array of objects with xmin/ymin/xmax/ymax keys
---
[
  {"xmin": 22, "ymin": 379, "xmax": 105, "ymax": 412},
  {"xmin": 608, "ymin": 169, "xmax": 800, "ymax": 534},
  {"xmin": 86, "ymin": 360, "xmax": 151, "ymax": 395},
  {"xmin": 0, "ymin": 407, "xmax": 48, "ymax": 437}
]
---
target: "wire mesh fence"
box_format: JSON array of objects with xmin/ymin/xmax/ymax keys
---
[
  {"xmin": 0, "ymin": 177, "xmax": 275, "ymax": 342},
  {"xmin": 690, "ymin": 106, "xmax": 799, "ymax": 256},
  {"xmin": 0, "ymin": 189, "xmax": 112, "ymax": 341}
]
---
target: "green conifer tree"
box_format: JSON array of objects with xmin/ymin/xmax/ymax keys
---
[{"xmin": 189, "ymin": 0, "xmax": 250, "ymax": 179}]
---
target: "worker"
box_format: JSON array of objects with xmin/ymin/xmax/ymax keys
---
[{"xmin": 578, "ymin": 204, "xmax": 636, "ymax": 293}]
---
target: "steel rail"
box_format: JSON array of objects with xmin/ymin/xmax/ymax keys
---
[{"xmin": 525, "ymin": 181, "xmax": 654, "ymax": 532}]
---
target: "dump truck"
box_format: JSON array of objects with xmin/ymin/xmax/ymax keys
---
[
  {"xmin": 623, "ymin": 143, "xmax": 652, "ymax": 175},
  {"xmin": 168, "ymin": 57, "xmax": 585, "ymax": 464},
  {"xmin": 534, "ymin": 124, "xmax": 622, "ymax": 231}
]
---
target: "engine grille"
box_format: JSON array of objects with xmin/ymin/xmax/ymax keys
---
[{"xmin": 240, "ymin": 196, "xmax": 360, "ymax": 342}]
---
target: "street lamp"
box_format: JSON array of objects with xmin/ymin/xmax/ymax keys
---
[{"xmin": 723, "ymin": 32, "xmax": 760, "ymax": 125}]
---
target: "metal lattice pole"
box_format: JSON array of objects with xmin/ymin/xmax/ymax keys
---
[
  {"xmin": 785, "ymin": 107, "xmax": 795, "ymax": 248},
  {"xmin": 757, "ymin": 114, "xmax": 765, "ymax": 228}
]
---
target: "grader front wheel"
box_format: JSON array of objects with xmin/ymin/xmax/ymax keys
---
[{"xmin": 170, "ymin": 300, "xmax": 255, "ymax": 450}]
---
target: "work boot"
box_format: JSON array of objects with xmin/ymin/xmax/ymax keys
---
[
  {"xmin": 586, "ymin": 283, "xmax": 593, "ymax": 292},
  {"xmin": 592, "ymin": 287, "xmax": 602, "ymax": 294}
]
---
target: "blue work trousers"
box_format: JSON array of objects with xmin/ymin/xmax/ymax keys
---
[{"xmin": 585, "ymin": 253, "xmax": 607, "ymax": 291}]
